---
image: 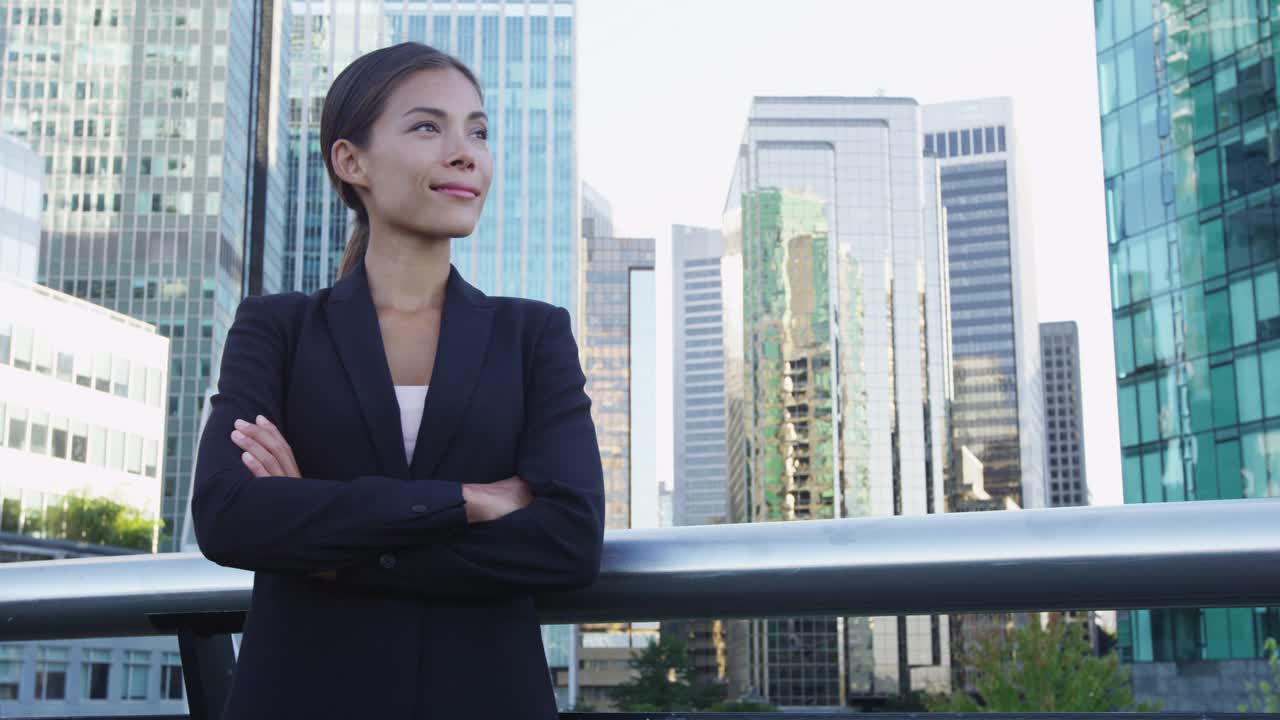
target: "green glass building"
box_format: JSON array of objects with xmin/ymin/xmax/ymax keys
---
[{"xmin": 1095, "ymin": 0, "xmax": 1280, "ymax": 672}]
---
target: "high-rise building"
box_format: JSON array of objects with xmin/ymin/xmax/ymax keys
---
[
  {"xmin": 0, "ymin": 0, "xmax": 291, "ymax": 550},
  {"xmin": 283, "ymin": 0, "xmax": 580, "ymax": 332},
  {"xmin": 1041, "ymin": 321, "xmax": 1087, "ymax": 507},
  {"xmin": 583, "ymin": 232, "xmax": 655, "ymax": 530},
  {"xmin": 922, "ymin": 98, "xmax": 1043, "ymax": 511},
  {"xmin": 672, "ymin": 224, "xmax": 728, "ymax": 527},
  {"xmin": 723, "ymin": 96, "xmax": 953, "ymax": 704},
  {"xmin": 1094, "ymin": 0, "xmax": 1280, "ymax": 709},
  {"xmin": 0, "ymin": 134, "xmax": 42, "ymax": 280}
]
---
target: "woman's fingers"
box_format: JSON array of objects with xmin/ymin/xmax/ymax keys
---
[
  {"xmin": 252, "ymin": 415, "xmax": 301, "ymax": 477},
  {"xmin": 231, "ymin": 419, "xmax": 287, "ymax": 477}
]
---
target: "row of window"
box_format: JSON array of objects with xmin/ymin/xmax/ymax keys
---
[
  {"xmin": 0, "ymin": 322, "xmax": 165, "ymax": 407},
  {"xmin": 0, "ymin": 646, "xmax": 182, "ymax": 702},
  {"xmin": 0, "ymin": 400, "xmax": 162, "ymax": 479},
  {"xmin": 924, "ymin": 126, "xmax": 1007, "ymax": 159},
  {"xmin": 41, "ymin": 192, "xmax": 221, "ymax": 216}
]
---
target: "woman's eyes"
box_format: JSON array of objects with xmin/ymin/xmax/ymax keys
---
[{"xmin": 410, "ymin": 122, "xmax": 488, "ymax": 141}]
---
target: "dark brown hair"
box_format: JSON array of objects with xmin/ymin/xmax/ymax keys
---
[{"xmin": 321, "ymin": 42, "xmax": 483, "ymax": 279}]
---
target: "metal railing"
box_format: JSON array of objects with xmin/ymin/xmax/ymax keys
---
[{"xmin": 2, "ymin": 498, "xmax": 1280, "ymax": 718}]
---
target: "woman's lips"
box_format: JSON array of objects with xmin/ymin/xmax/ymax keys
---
[{"xmin": 432, "ymin": 184, "xmax": 480, "ymax": 199}]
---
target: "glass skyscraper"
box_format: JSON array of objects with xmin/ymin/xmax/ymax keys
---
[
  {"xmin": 672, "ymin": 223, "xmax": 729, "ymax": 527},
  {"xmin": 1095, "ymin": 0, "xmax": 1280, "ymax": 707},
  {"xmin": 722, "ymin": 97, "xmax": 953, "ymax": 704},
  {"xmin": 283, "ymin": 0, "xmax": 579, "ymax": 331},
  {"xmin": 0, "ymin": 0, "xmax": 291, "ymax": 550},
  {"xmin": 922, "ymin": 98, "xmax": 1044, "ymax": 511}
]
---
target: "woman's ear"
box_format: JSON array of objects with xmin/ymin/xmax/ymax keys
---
[{"xmin": 331, "ymin": 139, "xmax": 370, "ymax": 191}]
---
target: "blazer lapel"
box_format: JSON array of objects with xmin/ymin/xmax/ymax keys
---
[
  {"xmin": 409, "ymin": 264, "xmax": 495, "ymax": 479},
  {"xmin": 323, "ymin": 259, "xmax": 411, "ymax": 479}
]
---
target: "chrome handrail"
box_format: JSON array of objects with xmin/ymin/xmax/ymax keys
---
[{"xmin": 2, "ymin": 498, "xmax": 1279, "ymax": 641}]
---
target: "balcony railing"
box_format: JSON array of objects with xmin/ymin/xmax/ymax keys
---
[{"xmin": 2, "ymin": 497, "xmax": 1279, "ymax": 718}]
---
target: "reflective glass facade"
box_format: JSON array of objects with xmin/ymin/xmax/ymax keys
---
[
  {"xmin": 672, "ymin": 224, "xmax": 728, "ymax": 527},
  {"xmin": 1094, "ymin": 0, "xmax": 1280, "ymax": 664},
  {"xmin": 0, "ymin": 134, "xmax": 42, "ymax": 280},
  {"xmin": 1, "ymin": 0, "xmax": 289, "ymax": 550},
  {"xmin": 723, "ymin": 97, "xmax": 953, "ymax": 703},
  {"xmin": 285, "ymin": 0, "xmax": 578, "ymax": 333},
  {"xmin": 923, "ymin": 99, "xmax": 1043, "ymax": 512},
  {"xmin": 582, "ymin": 234, "xmax": 654, "ymax": 531}
]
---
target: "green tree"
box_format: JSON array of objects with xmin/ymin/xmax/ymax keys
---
[
  {"xmin": 608, "ymin": 637, "xmax": 728, "ymax": 711},
  {"xmin": 929, "ymin": 616, "xmax": 1159, "ymax": 712},
  {"xmin": 61, "ymin": 495, "xmax": 157, "ymax": 551},
  {"xmin": 1240, "ymin": 637, "xmax": 1280, "ymax": 712}
]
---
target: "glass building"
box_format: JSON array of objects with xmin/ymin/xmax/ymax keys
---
[
  {"xmin": 0, "ymin": 133, "xmax": 42, "ymax": 280},
  {"xmin": 582, "ymin": 231, "xmax": 654, "ymax": 530},
  {"xmin": 1041, "ymin": 321, "xmax": 1087, "ymax": 507},
  {"xmin": 922, "ymin": 98, "xmax": 1044, "ymax": 511},
  {"xmin": 672, "ymin": 223, "xmax": 729, "ymax": 527},
  {"xmin": 1094, "ymin": 0, "xmax": 1280, "ymax": 706},
  {"xmin": 722, "ymin": 97, "xmax": 953, "ymax": 704},
  {"xmin": 0, "ymin": 0, "xmax": 291, "ymax": 551},
  {"xmin": 283, "ymin": 0, "xmax": 579, "ymax": 332}
]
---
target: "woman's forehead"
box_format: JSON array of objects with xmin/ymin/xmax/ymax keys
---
[{"xmin": 386, "ymin": 68, "xmax": 484, "ymax": 115}]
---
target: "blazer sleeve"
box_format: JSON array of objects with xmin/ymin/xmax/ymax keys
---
[
  {"xmin": 190, "ymin": 294, "xmax": 470, "ymax": 575},
  {"xmin": 332, "ymin": 306, "xmax": 606, "ymax": 598}
]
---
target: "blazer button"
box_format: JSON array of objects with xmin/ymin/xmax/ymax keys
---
[
  {"xmin": 411, "ymin": 504, "xmax": 427, "ymax": 513},
  {"xmin": 379, "ymin": 553, "xmax": 397, "ymax": 569}
]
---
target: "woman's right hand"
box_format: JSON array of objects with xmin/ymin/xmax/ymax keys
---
[{"xmin": 462, "ymin": 475, "xmax": 532, "ymax": 524}]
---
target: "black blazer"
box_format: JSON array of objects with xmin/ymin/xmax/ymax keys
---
[{"xmin": 191, "ymin": 259, "xmax": 605, "ymax": 719}]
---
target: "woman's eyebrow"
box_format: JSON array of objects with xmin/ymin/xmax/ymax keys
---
[{"xmin": 402, "ymin": 106, "xmax": 488, "ymax": 123}]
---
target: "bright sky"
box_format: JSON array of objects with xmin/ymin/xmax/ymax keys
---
[{"xmin": 576, "ymin": 0, "xmax": 1123, "ymax": 506}]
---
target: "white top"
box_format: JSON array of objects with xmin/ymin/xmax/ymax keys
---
[{"xmin": 393, "ymin": 384, "xmax": 429, "ymax": 464}]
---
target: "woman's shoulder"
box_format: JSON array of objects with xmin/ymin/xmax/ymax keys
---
[{"xmin": 232, "ymin": 289, "xmax": 325, "ymax": 335}]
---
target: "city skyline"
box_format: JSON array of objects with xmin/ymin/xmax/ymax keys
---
[{"xmin": 577, "ymin": 0, "xmax": 1119, "ymax": 505}]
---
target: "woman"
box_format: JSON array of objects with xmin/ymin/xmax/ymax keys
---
[{"xmin": 191, "ymin": 42, "xmax": 604, "ymax": 719}]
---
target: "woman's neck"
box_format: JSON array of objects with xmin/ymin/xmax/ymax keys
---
[{"xmin": 363, "ymin": 227, "xmax": 451, "ymax": 314}]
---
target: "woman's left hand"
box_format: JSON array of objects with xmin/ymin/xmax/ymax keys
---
[
  {"xmin": 230, "ymin": 416, "xmax": 335, "ymax": 580},
  {"xmin": 230, "ymin": 415, "xmax": 302, "ymax": 479}
]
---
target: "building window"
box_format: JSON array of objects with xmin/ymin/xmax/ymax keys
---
[
  {"xmin": 35, "ymin": 646, "xmax": 69, "ymax": 700},
  {"xmin": 160, "ymin": 652, "xmax": 183, "ymax": 700},
  {"xmin": 122, "ymin": 650, "xmax": 149, "ymax": 700},
  {"xmin": 82, "ymin": 649, "xmax": 110, "ymax": 700},
  {"xmin": 0, "ymin": 645, "xmax": 21, "ymax": 699}
]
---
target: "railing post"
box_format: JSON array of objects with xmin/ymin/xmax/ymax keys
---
[{"xmin": 150, "ymin": 611, "xmax": 245, "ymax": 720}]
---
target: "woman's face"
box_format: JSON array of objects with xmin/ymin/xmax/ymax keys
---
[{"xmin": 345, "ymin": 67, "xmax": 492, "ymax": 241}]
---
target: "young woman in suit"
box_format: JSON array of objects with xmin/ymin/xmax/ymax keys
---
[{"xmin": 191, "ymin": 42, "xmax": 605, "ymax": 719}]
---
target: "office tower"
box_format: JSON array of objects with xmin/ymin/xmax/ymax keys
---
[
  {"xmin": 1094, "ymin": 0, "xmax": 1280, "ymax": 709},
  {"xmin": 0, "ymin": 134, "xmax": 42, "ymax": 280},
  {"xmin": 723, "ymin": 96, "xmax": 953, "ymax": 704},
  {"xmin": 672, "ymin": 224, "xmax": 729, "ymax": 527},
  {"xmin": 284, "ymin": 0, "xmax": 580, "ymax": 332},
  {"xmin": 1041, "ymin": 321, "xmax": 1087, "ymax": 507},
  {"xmin": 922, "ymin": 98, "xmax": 1043, "ymax": 511},
  {"xmin": 0, "ymin": 0, "xmax": 291, "ymax": 550},
  {"xmin": 583, "ymin": 233, "xmax": 655, "ymax": 529}
]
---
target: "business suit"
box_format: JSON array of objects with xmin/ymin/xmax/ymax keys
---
[{"xmin": 191, "ymin": 258, "xmax": 605, "ymax": 719}]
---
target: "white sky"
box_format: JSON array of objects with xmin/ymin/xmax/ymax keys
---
[{"xmin": 576, "ymin": 0, "xmax": 1123, "ymax": 506}]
